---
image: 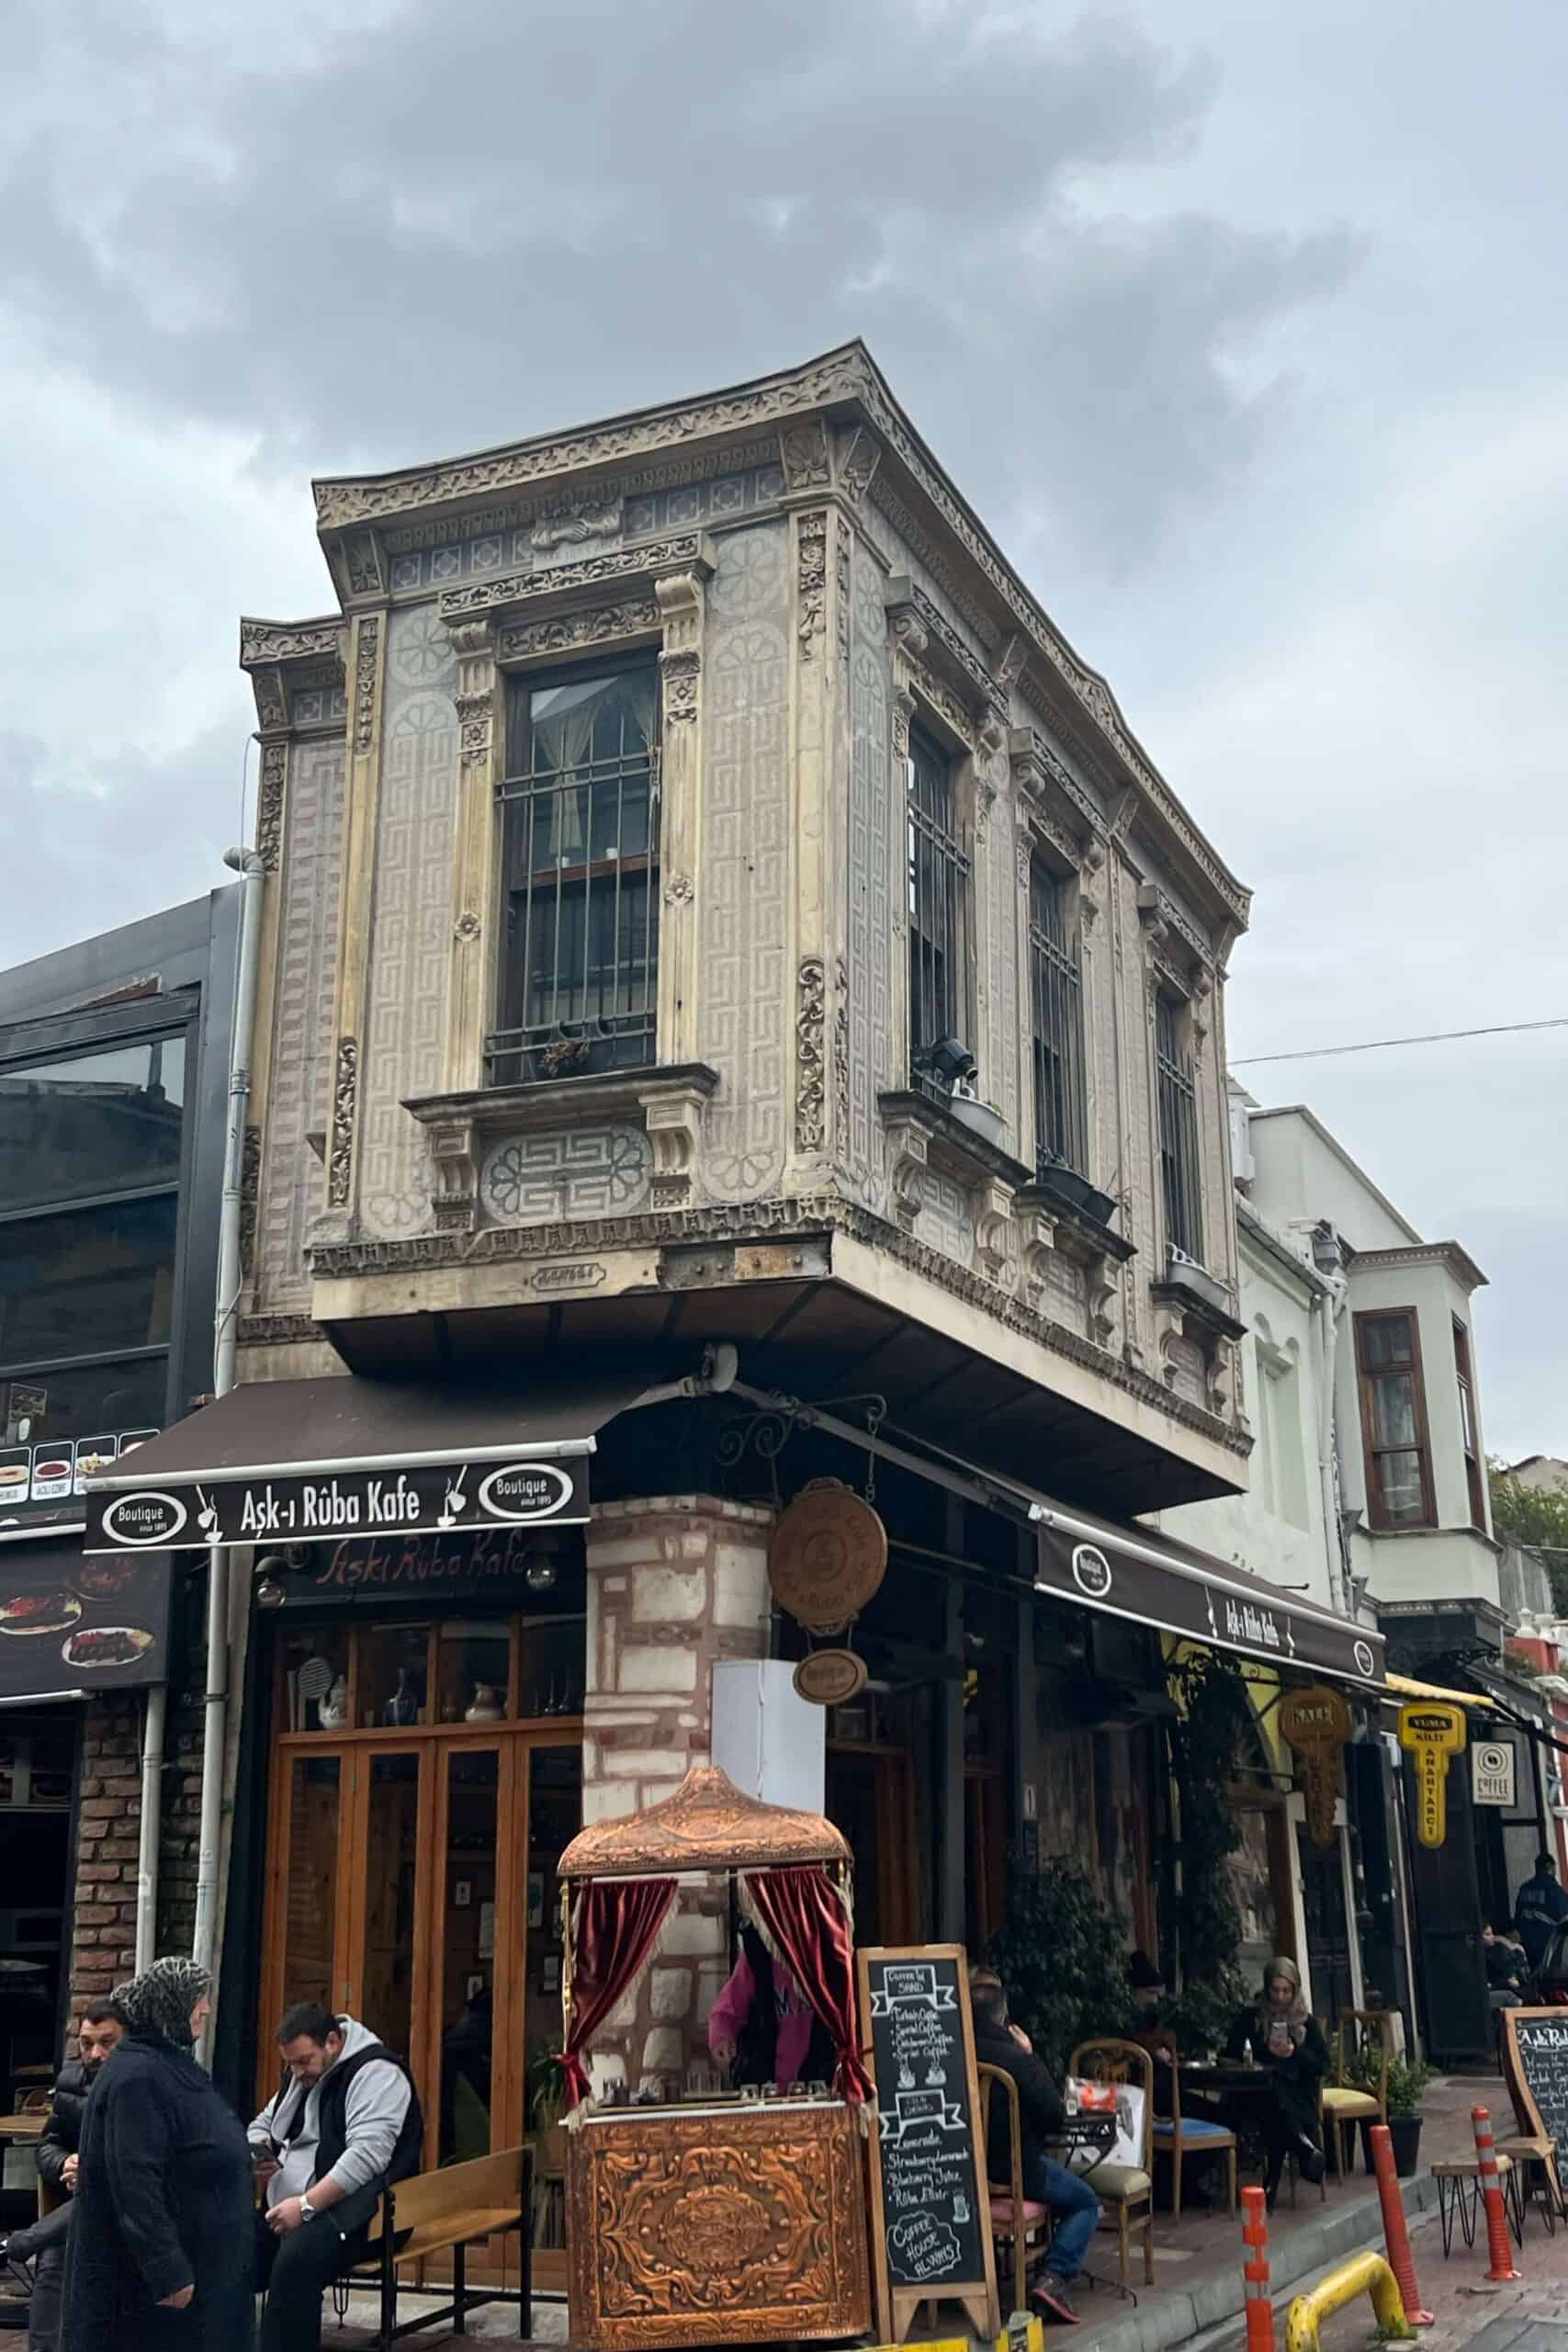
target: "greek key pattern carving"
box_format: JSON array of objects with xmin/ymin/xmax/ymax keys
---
[
  {"xmin": 357, "ymin": 605, "xmax": 458, "ymax": 1238},
  {"xmin": 240, "ymin": 617, "xmax": 343, "ymax": 665},
  {"xmin": 436, "ymin": 536, "xmax": 701, "ymax": 620},
  {"xmin": 479, "ymin": 1126, "xmax": 651, "ymax": 1225},
  {"xmin": 498, "ymin": 596, "xmax": 660, "ymax": 664},
  {"xmin": 254, "ymin": 741, "xmax": 288, "ymax": 871},
  {"xmin": 699, "ymin": 526, "xmax": 789, "ymax": 1202},
  {"xmin": 795, "ymin": 957, "xmax": 826, "ymax": 1153},
  {"xmin": 846, "ymin": 544, "xmax": 894, "ymax": 1203},
  {"xmin": 256, "ymin": 738, "xmax": 344, "ymax": 1308},
  {"xmin": 796, "ymin": 512, "xmax": 827, "ymax": 657},
  {"xmin": 353, "ymin": 616, "xmax": 380, "ymax": 754},
  {"xmin": 327, "ymin": 1035, "xmax": 358, "ymax": 1209}
]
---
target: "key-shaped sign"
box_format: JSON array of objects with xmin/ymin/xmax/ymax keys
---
[
  {"xmin": 1279, "ymin": 1685, "xmax": 1352, "ymax": 1849},
  {"xmin": 1398, "ymin": 1702, "xmax": 1467, "ymax": 1848}
]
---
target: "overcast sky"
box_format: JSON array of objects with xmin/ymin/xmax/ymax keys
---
[{"xmin": 3, "ymin": 0, "xmax": 1562, "ymax": 1455}]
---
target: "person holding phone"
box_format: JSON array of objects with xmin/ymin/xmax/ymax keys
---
[{"xmin": 1224, "ymin": 1957, "xmax": 1328, "ymax": 2207}]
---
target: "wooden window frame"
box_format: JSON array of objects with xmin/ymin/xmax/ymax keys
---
[
  {"xmin": 1452, "ymin": 1317, "xmax": 1487, "ymax": 1531},
  {"xmin": 1353, "ymin": 1307, "xmax": 1438, "ymax": 1532}
]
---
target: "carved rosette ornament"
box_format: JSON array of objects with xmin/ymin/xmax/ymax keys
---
[
  {"xmin": 326, "ymin": 1036, "xmax": 358, "ymax": 1210},
  {"xmin": 795, "ymin": 957, "xmax": 827, "ymax": 1153},
  {"xmin": 499, "ymin": 595, "xmax": 660, "ymax": 663},
  {"xmin": 796, "ymin": 512, "xmax": 827, "ymax": 658},
  {"xmin": 255, "ymin": 741, "xmax": 288, "ymax": 871}
]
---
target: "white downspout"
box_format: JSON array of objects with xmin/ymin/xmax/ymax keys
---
[
  {"xmin": 133, "ymin": 1683, "xmax": 165, "ymax": 1973},
  {"xmin": 190, "ymin": 847, "xmax": 265, "ymax": 2004},
  {"xmin": 1315, "ymin": 1274, "xmax": 1349, "ymax": 1617}
]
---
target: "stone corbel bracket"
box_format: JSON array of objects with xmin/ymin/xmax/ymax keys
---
[
  {"xmin": 318, "ymin": 526, "xmax": 389, "ymax": 607},
  {"xmin": 1137, "ymin": 880, "xmax": 1216, "ymax": 1000},
  {"xmin": 1009, "ymin": 727, "xmax": 1105, "ymax": 875},
  {"xmin": 884, "ymin": 576, "xmax": 1002, "ymax": 753},
  {"xmin": 400, "ymin": 1064, "xmax": 721, "ymax": 1237}
]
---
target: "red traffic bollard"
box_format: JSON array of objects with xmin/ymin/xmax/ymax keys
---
[
  {"xmin": 1368, "ymin": 2122, "xmax": 1434, "ymax": 2324},
  {"xmin": 1242, "ymin": 2183, "xmax": 1276, "ymax": 2352},
  {"xmin": 1472, "ymin": 2105, "xmax": 1520, "ymax": 2284}
]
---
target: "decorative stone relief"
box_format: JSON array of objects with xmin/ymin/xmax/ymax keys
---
[
  {"xmin": 344, "ymin": 531, "xmax": 384, "ymax": 597},
  {"xmin": 834, "ymin": 519, "xmax": 852, "ymax": 666},
  {"xmin": 885, "ymin": 1119, "xmax": 929, "ymax": 1228},
  {"xmin": 778, "ymin": 417, "xmax": 831, "ymax": 492},
  {"xmin": 256, "ymin": 738, "xmax": 344, "ymax": 1309},
  {"xmin": 836, "ymin": 426, "xmax": 881, "ymax": 505},
  {"xmin": 796, "ymin": 513, "xmax": 827, "ymax": 658},
  {"xmin": 662, "ymin": 873, "xmax": 694, "ymax": 906},
  {"xmin": 531, "ymin": 490, "xmax": 623, "ymax": 552},
  {"xmin": 832, "ymin": 956, "xmax": 850, "ymax": 1152},
  {"xmin": 454, "ymin": 910, "xmax": 481, "ymax": 943},
  {"xmin": 255, "ymin": 741, "xmax": 288, "ymax": 871},
  {"xmin": 974, "ymin": 1181, "xmax": 1015, "ymax": 1285},
  {"xmin": 437, "ymin": 534, "xmax": 703, "ymax": 620},
  {"xmin": 913, "ymin": 1168, "xmax": 975, "ymax": 1269},
  {"xmin": 499, "ymin": 596, "xmax": 660, "ymax": 663},
  {"xmin": 327, "ymin": 1035, "xmax": 358, "ymax": 1209},
  {"xmin": 353, "ymin": 616, "xmax": 380, "ymax": 753},
  {"xmin": 845, "ymin": 545, "xmax": 894, "ymax": 1208},
  {"xmin": 795, "ymin": 957, "xmax": 826, "ymax": 1153},
  {"xmin": 660, "ymin": 649, "xmax": 700, "ymax": 722},
  {"xmin": 253, "ymin": 667, "xmax": 287, "ymax": 731},
  {"xmin": 237, "ymin": 1124, "xmax": 262, "ymax": 1280},
  {"xmin": 240, "ymin": 618, "xmax": 343, "ymax": 665},
  {"xmin": 696, "ymin": 526, "xmax": 789, "ymax": 1203},
  {"xmin": 479, "ymin": 1127, "xmax": 652, "ymax": 1225},
  {"xmin": 644, "ymin": 1084, "xmax": 708, "ymax": 1206}
]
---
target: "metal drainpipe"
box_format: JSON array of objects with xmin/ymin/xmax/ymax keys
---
[
  {"xmin": 133, "ymin": 1683, "xmax": 166, "ymax": 1973},
  {"xmin": 1316, "ymin": 1276, "xmax": 1350, "ymax": 1616},
  {"xmin": 190, "ymin": 846, "xmax": 265, "ymax": 2006}
]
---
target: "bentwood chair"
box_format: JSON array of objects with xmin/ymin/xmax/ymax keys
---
[
  {"xmin": 1069, "ymin": 2038, "xmax": 1156, "ymax": 2288},
  {"xmin": 1141, "ymin": 2030, "xmax": 1237, "ymax": 2222},
  {"xmin": 1321, "ymin": 2009, "xmax": 1391, "ymax": 2178},
  {"xmin": 977, "ymin": 2062, "xmax": 1052, "ymax": 2315}
]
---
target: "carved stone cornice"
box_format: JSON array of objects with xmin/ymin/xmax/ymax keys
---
[
  {"xmin": 498, "ymin": 595, "xmax": 661, "ymax": 666},
  {"xmin": 306, "ymin": 1186, "xmax": 1249, "ymax": 1460},
  {"xmin": 435, "ymin": 534, "xmax": 713, "ymax": 624},
  {"xmin": 239, "ymin": 616, "xmax": 345, "ymax": 669}
]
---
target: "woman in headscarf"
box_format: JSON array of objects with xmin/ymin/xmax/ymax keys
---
[
  {"xmin": 1224, "ymin": 1956, "xmax": 1328, "ymax": 2206},
  {"xmin": 61, "ymin": 1958, "xmax": 254, "ymax": 2349}
]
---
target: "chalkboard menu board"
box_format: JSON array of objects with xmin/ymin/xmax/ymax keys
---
[
  {"xmin": 857, "ymin": 1944, "xmax": 998, "ymax": 2345},
  {"xmin": 1504, "ymin": 2008, "xmax": 1568, "ymax": 2177}
]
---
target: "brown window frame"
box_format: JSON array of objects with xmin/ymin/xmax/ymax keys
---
[
  {"xmin": 1452, "ymin": 1317, "xmax": 1487, "ymax": 1531},
  {"xmin": 1353, "ymin": 1307, "xmax": 1438, "ymax": 1532}
]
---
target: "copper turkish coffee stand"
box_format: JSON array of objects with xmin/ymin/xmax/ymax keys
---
[{"xmin": 558, "ymin": 1764, "xmax": 874, "ymax": 2349}]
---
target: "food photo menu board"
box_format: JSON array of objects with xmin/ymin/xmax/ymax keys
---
[{"xmin": 0, "ymin": 1540, "xmax": 173, "ymax": 1698}]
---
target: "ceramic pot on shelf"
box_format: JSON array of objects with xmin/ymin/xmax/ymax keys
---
[{"xmin": 465, "ymin": 1682, "xmax": 503, "ymax": 1724}]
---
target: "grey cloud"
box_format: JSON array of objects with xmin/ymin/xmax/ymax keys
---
[{"xmin": 0, "ymin": 0, "xmax": 1354, "ymax": 567}]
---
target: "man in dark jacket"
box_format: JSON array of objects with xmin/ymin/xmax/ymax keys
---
[
  {"xmin": 1515, "ymin": 1853, "xmax": 1568, "ymax": 1972},
  {"xmin": 7, "ymin": 1998, "xmax": 126, "ymax": 2352},
  {"xmin": 972, "ymin": 1977, "xmax": 1100, "ymax": 2326},
  {"xmin": 249, "ymin": 2003, "xmax": 423, "ymax": 2352}
]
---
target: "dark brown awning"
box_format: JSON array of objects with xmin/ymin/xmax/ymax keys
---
[
  {"xmin": 82, "ymin": 1371, "xmax": 660, "ymax": 1555},
  {"xmin": 1032, "ymin": 1498, "xmax": 1385, "ymax": 1689}
]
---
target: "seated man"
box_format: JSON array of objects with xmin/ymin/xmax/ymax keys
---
[
  {"xmin": 972, "ymin": 1977, "xmax": 1100, "ymax": 2326},
  {"xmin": 1483, "ymin": 1922, "xmax": 1526, "ymax": 2012},
  {"xmin": 250, "ymin": 2003, "xmax": 423, "ymax": 2352},
  {"xmin": 6, "ymin": 2000, "xmax": 126, "ymax": 2352}
]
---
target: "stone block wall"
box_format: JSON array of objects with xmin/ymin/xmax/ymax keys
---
[{"xmin": 581, "ymin": 1495, "xmax": 773, "ymax": 2096}]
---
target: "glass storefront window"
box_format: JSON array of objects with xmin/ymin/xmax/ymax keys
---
[
  {"xmin": 277, "ymin": 1626, "xmax": 353, "ymax": 1735},
  {"xmin": 0, "ymin": 1193, "xmax": 180, "ymax": 1365},
  {"xmin": 434, "ymin": 1621, "xmax": 511, "ymax": 1725},
  {"xmin": 524, "ymin": 1745, "xmax": 581, "ymax": 2084},
  {"xmin": 440, "ymin": 1750, "xmax": 500, "ymax": 2165},
  {"xmin": 280, "ymin": 1755, "xmax": 342, "ymax": 2012},
  {"xmin": 517, "ymin": 1616, "xmax": 585, "ymax": 1718},
  {"xmin": 362, "ymin": 1755, "xmax": 421, "ymax": 2062},
  {"xmin": 2, "ymin": 1357, "xmax": 168, "ymax": 1451},
  {"xmin": 0, "ymin": 1035, "xmax": 186, "ymax": 1214},
  {"xmin": 358, "ymin": 1623, "xmax": 433, "ymax": 1729}
]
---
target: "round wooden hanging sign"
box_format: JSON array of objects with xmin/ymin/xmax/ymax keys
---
[
  {"xmin": 793, "ymin": 1648, "xmax": 870, "ymax": 1707},
  {"xmin": 769, "ymin": 1479, "xmax": 887, "ymax": 1634}
]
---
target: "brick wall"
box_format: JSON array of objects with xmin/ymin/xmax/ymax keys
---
[
  {"xmin": 581, "ymin": 1494, "xmax": 773, "ymax": 2096},
  {"xmin": 64, "ymin": 1677, "xmax": 205, "ymax": 2040}
]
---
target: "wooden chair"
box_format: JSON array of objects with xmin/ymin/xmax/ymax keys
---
[
  {"xmin": 347, "ymin": 2145, "xmax": 533, "ymax": 2352},
  {"xmin": 1321, "ymin": 2009, "xmax": 1390, "ymax": 2179},
  {"xmin": 1069, "ymin": 2038, "xmax": 1156, "ymax": 2288},
  {"xmin": 1141, "ymin": 2030, "xmax": 1236, "ymax": 2222},
  {"xmin": 976, "ymin": 2062, "xmax": 1052, "ymax": 2316}
]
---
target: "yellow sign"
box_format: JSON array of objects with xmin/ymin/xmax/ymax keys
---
[
  {"xmin": 1279, "ymin": 1686, "xmax": 1352, "ymax": 1849},
  {"xmin": 1398, "ymin": 1702, "xmax": 1466, "ymax": 1849}
]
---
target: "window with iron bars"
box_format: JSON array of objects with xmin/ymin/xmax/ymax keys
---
[
  {"xmin": 1156, "ymin": 993, "xmax": 1203, "ymax": 1262},
  {"xmin": 1029, "ymin": 860, "xmax": 1088, "ymax": 1175},
  {"xmin": 490, "ymin": 665, "xmax": 660, "ymax": 1088},
  {"xmin": 907, "ymin": 725, "xmax": 969, "ymax": 1067}
]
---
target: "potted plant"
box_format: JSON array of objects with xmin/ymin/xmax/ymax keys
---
[
  {"xmin": 1356, "ymin": 2052, "xmax": 1436, "ymax": 2177},
  {"xmin": 527, "ymin": 2045, "xmax": 571, "ymax": 2177}
]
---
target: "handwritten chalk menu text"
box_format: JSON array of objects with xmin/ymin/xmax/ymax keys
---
[
  {"xmin": 1506, "ymin": 2010, "xmax": 1568, "ymax": 2167},
  {"xmin": 858, "ymin": 1945, "xmax": 996, "ymax": 2342}
]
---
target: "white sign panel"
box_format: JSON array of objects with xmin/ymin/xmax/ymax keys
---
[{"xmin": 1473, "ymin": 1739, "xmax": 1517, "ymax": 1808}]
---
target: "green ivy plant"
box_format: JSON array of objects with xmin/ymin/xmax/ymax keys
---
[
  {"xmin": 1165, "ymin": 1652, "xmax": 1254, "ymax": 2028},
  {"xmin": 985, "ymin": 1857, "xmax": 1136, "ymax": 2075}
]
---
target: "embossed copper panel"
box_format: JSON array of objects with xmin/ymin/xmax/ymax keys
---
[
  {"xmin": 567, "ymin": 2100, "xmax": 872, "ymax": 2348},
  {"xmin": 559, "ymin": 1761, "xmax": 850, "ymax": 1879}
]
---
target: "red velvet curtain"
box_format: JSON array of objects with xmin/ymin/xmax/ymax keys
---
[
  {"xmin": 560, "ymin": 1877, "xmax": 676, "ymax": 2108},
  {"xmin": 743, "ymin": 1863, "xmax": 872, "ymax": 2104}
]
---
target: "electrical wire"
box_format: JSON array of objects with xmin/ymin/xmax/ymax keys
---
[{"xmin": 1233, "ymin": 1016, "xmax": 1568, "ymax": 1068}]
